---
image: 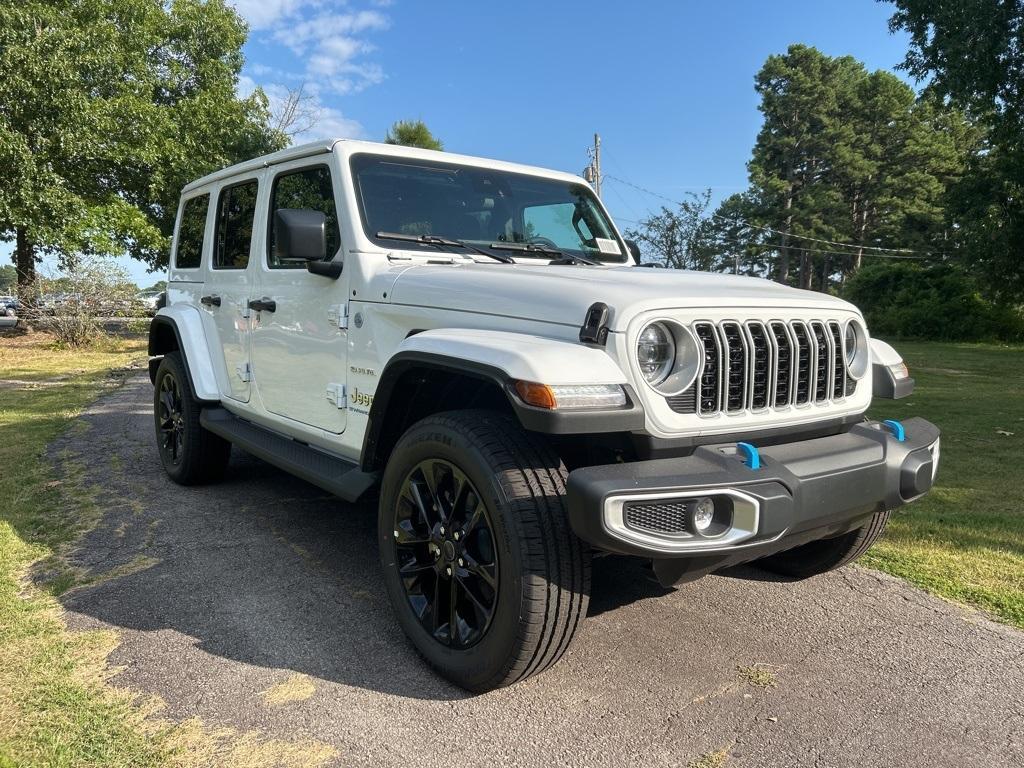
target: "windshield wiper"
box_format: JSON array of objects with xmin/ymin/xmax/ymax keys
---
[
  {"xmin": 487, "ymin": 241, "xmax": 600, "ymax": 266},
  {"xmin": 375, "ymin": 231, "xmax": 514, "ymax": 264}
]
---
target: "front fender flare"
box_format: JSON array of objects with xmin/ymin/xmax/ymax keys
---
[
  {"xmin": 870, "ymin": 338, "xmax": 914, "ymax": 399},
  {"xmin": 148, "ymin": 306, "xmax": 220, "ymax": 402},
  {"xmin": 361, "ymin": 329, "xmax": 645, "ymax": 470}
]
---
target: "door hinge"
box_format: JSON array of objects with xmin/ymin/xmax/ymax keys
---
[
  {"xmin": 327, "ymin": 303, "xmax": 349, "ymax": 329},
  {"xmin": 326, "ymin": 382, "xmax": 347, "ymax": 408},
  {"xmin": 235, "ymin": 363, "xmax": 251, "ymax": 383}
]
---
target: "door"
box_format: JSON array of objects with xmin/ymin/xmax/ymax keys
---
[
  {"xmin": 249, "ymin": 160, "xmax": 349, "ymax": 434},
  {"xmin": 201, "ymin": 176, "xmax": 261, "ymax": 403}
]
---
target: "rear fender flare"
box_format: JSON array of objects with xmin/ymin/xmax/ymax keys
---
[{"xmin": 148, "ymin": 306, "xmax": 219, "ymax": 402}]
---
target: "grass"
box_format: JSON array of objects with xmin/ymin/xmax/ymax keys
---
[
  {"xmin": 736, "ymin": 664, "xmax": 779, "ymax": 689},
  {"xmin": 864, "ymin": 341, "xmax": 1024, "ymax": 629},
  {"xmin": 0, "ymin": 331, "xmax": 1019, "ymax": 761},
  {"xmin": 687, "ymin": 747, "xmax": 731, "ymax": 768},
  {"xmin": 0, "ymin": 332, "xmax": 335, "ymax": 768}
]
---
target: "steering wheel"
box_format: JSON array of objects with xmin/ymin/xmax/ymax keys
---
[{"xmin": 526, "ymin": 236, "xmax": 560, "ymax": 250}]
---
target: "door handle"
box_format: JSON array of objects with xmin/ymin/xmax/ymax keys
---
[
  {"xmin": 247, "ymin": 297, "xmax": 277, "ymax": 313},
  {"xmin": 200, "ymin": 294, "xmax": 221, "ymax": 307}
]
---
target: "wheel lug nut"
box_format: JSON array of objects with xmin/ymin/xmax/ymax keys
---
[
  {"xmin": 439, "ymin": 526, "xmax": 445, "ymax": 535},
  {"xmin": 393, "ymin": 530, "xmax": 399, "ymax": 539},
  {"xmin": 453, "ymin": 531, "xmax": 461, "ymax": 541},
  {"xmin": 458, "ymin": 558, "xmax": 464, "ymax": 567},
  {"xmin": 445, "ymin": 566, "xmax": 452, "ymax": 576}
]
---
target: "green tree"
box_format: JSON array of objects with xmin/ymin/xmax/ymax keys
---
[
  {"xmin": 731, "ymin": 44, "xmax": 974, "ymax": 292},
  {"xmin": 624, "ymin": 190, "xmax": 712, "ymax": 269},
  {"xmin": 747, "ymin": 45, "xmax": 861, "ymax": 287},
  {"xmin": 0, "ymin": 264, "xmax": 15, "ymax": 293},
  {"xmin": 384, "ymin": 120, "xmax": 444, "ymax": 150},
  {"xmin": 0, "ymin": 0, "xmax": 286, "ymax": 301},
  {"xmin": 691, "ymin": 193, "xmax": 774, "ymax": 276},
  {"xmin": 885, "ymin": 0, "xmax": 1024, "ymax": 302}
]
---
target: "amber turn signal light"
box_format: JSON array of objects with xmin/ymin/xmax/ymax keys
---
[{"xmin": 514, "ymin": 380, "xmax": 558, "ymax": 410}]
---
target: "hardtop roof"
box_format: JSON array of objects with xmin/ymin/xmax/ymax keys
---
[{"xmin": 180, "ymin": 138, "xmax": 585, "ymax": 195}]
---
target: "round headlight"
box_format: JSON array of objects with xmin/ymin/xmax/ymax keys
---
[
  {"xmin": 844, "ymin": 320, "xmax": 870, "ymax": 380},
  {"xmin": 637, "ymin": 322, "xmax": 675, "ymax": 386},
  {"xmin": 844, "ymin": 323, "xmax": 858, "ymax": 365}
]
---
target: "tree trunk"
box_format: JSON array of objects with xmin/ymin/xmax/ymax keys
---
[
  {"xmin": 799, "ymin": 251, "xmax": 811, "ymax": 290},
  {"xmin": 777, "ymin": 194, "xmax": 793, "ymax": 284},
  {"xmin": 15, "ymin": 227, "xmax": 37, "ymax": 304}
]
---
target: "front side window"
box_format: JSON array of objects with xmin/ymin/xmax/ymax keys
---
[
  {"xmin": 174, "ymin": 194, "xmax": 209, "ymax": 269},
  {"xmin": 213, "ymin": 179, "xmax": 259, "ymax": 270},
  {"xmin": 267, "ymin": 165, "xmax": 341, "ymax": 268},
  {"xmin": 350, "ymin": 154, "xmax": 626, "ymax": 262}
]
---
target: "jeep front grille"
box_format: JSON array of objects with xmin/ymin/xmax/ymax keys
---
[{"xmin": 667, "ymin": 319, "xmax": 856, "ymax": 415}]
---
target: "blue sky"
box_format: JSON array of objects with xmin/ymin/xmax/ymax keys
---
[{"xmin": 10, "ymin": 0, "xmax": 914, "ymax": 287}]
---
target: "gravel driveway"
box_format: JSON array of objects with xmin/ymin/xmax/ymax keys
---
[{"xmin": 50, "ymin": 374, "xmax": 1023, "ymax": 767}]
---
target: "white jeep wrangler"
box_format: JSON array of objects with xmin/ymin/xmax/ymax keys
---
[{"xmin": 149, "ymin": 139, "xmax": 939, "ymax": 691}]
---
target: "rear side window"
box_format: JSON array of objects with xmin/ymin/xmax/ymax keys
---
[
  {"xmin": 213, "ymin": 179, "xmax": 259, "ymax": 269},
  {"xmin": 174, "ymin": 194, "xmax": 208, "ymax": 269},
  {"xmin": 267, "ymin": 165, "xmax": 341, "ymax": 268}
]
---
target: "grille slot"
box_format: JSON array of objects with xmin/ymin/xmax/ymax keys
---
[
  {"xmin": 721, "ymin": 322, "xmax": 747, "ymax": 412},
  {"xmin": 792, "ymin": 323, "xmax": 813, "ymax": 405},
  {"xmin": 688, "ymin": 318, "xmax": 855, "ymax": 416},
  {"xmin": 623, "ymin": 500, "xmax": 691, "ymax": 536},
  {"xmin": 747, "ymin": 322, "xmax": 771, "ymax": 410},
  {"xmin": 770, "ymin": 322, "xmax": 792, "ymax": 406},
  {"xmin": 694, "ymin": 323, "xmax": 721, "ymax": 413},
  {"xmin": 829, "ymin": 322, "xmax": 845, "ymax": 398},
  {"xmin": 811, "ymin": 321, "xmax": 831, "ymax": 403}
]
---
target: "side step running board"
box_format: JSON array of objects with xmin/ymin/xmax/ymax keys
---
[{"xmin": 199, "ymin": 407, "xmax": 378, "ymax": 502}]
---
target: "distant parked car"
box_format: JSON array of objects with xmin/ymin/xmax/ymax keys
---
[
  {"xmin": 0, "ymin": 295, "xmax": 17, "ymax": 317},
  {"xmin": 135, "ymin": 290, "xmax": 164, "ymax": 316}
]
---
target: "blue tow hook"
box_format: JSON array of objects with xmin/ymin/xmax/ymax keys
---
[
  {"xmin": 882, "ymin": 419, "xmax": 906, "ymax": 442},
  {"xmin": 736, "ymin": 442, "xmax": 761, "ymax": 470}
]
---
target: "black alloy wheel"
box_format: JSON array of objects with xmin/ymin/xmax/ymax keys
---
[
  {"xmin": 392, "ymin": 459, "xmax": 498, "ymax": 649},
  {"xmin": 152, "ymin": 351, "xmax": 231, "ymax": 485},
  {"xmin": 157, "ymin": 370, "xmax": 185, "ymax": 467}
]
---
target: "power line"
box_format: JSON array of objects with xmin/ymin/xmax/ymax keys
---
[
  {"xmin": 608, "ymin": 214, "xmax": 925, "ymax": 261},
  {"xmin": 603, "ymin": 173, "xmax": 945, "ymax": 258},
  {"xmin": 713, "ymin": 234, "xmax": 927, "ymax": 261}
]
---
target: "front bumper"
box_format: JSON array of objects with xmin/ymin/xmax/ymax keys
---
[{"xmin": 566, "ymin": 417, "xmax": 940, "ymax": 574}]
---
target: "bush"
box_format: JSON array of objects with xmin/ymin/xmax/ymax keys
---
[
  {"xmin": 843, "ymin": 262, "xmax": 1024, "ymax": 342},
  {"xmin": 33, "ymin": 258, "xmax": 138, "ymax": 347}
]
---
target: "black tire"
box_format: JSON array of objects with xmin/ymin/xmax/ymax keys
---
[
  {"xmin": 756, "ymin": 509, "xmax": 891, "ymax": 578},
  {"xmin": 378, "ymin": 410, "xmax": 590, "ymax": 692},
  {"xmin": 153, "ymin": 351, "xmax": 230, "ymax": 485}
]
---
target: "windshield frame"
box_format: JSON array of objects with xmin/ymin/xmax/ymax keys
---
[{"xmin": 348, "ymin": 152, "xmax": 630, "ymax": 264}]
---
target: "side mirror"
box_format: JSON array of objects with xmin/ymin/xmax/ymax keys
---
[
  {"xmin": 274, "ymin": 208, "xmax": 342, "ymax": 279},
  {"xmin": 624, "ymin": 238, "xmax": 642, "ymax": 263},
  {"xmin": 275, "ymin": 208, "xmax": 327, "ymax": 261}
]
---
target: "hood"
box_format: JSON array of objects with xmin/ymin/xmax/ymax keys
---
[{"xmin": 386, "ymin": 262, "xmax": 859, "ymax": 330}]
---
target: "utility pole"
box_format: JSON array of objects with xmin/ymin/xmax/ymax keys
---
[{"xmin": 583, "ymin": 133, "xmax": 602, "ymax": 198}]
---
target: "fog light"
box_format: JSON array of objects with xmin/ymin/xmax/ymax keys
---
[{"xmin": 691, "ymin": 497, "xmax": 715, "ymax": 533}]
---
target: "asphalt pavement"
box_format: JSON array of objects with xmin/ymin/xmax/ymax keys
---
[{"xmin": 48, "ymin": 374, "xmax": 1024, "ymax": 768}]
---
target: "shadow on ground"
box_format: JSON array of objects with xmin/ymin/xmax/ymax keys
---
[{"xmin": 39, "ymin": 375, "xmax": 1024, "ymax": 768}]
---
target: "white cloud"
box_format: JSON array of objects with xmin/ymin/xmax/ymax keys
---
[
  {"xmin": 306, "ymin": 106, "xmax": 364, "ymax": 142},
  {"xmin": 279, "ymin": 10, "xmax": 390, "ymax": 51},
  {"xmin": 228, "ymin": 0, "xmax": 308, "ymax": 31},
  {"xmin": 239, "ymin": 77, "xmax": 364, "ymax": 141},
  {"xmin": 232, "ymin": 2, "xmax": 387, "ymax": 136}
]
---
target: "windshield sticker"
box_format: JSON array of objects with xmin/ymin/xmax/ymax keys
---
[{"xmin": 595, "ymin": 238, "xmax": 621, "ymax": 255}]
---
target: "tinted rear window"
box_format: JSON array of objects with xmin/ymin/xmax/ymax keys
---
[
  {"xmin": 174, "ymin": 194, "xmax": 209, "ymax": 269},
  {"xmin": 214, "ymin": 180, "xmax": 259, "ymax": 270}
]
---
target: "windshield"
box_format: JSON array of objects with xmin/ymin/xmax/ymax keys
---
[{"xmin": 350, "ymin": 153, "xmax": 627, "ymax": 262}]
